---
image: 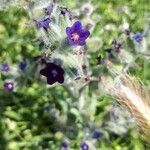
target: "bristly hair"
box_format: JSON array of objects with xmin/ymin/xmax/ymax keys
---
[{"xmin": 102, "ymin": 74, "xmax": 150, "ymax": 143}]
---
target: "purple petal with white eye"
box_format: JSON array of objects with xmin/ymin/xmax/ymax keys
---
[
  {"xmin": 66, "ymin": 21, "xmax": 90, "ymax": 46},
  {"xmin": 40, "ymin": 63, "xmax": 64, "ymax": 85}
]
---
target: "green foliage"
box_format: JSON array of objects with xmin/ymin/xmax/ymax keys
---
[{"xmin": 0, "ymin": 0, "xmax": 150, "ymax": 149}]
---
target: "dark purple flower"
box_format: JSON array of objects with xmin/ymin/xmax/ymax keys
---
[
  {"xmin": 92, "ymin": 130, "xmax": 102, "ymax": 139},
  {"xmin": 19, "ymin": 62, "xmax": 27, "ymax": 71},
  {"xmin": 40, "ymin": 63, "xmax": 64, "ymax": 85},
  {"xmin": 4, "ymin": 82, "xmax": 14, "ymax": 92},
  {"xmin": 36, "ymin": 17, "xmax": 51, "ymax": 31},
  {"xmin": 44, "ymin": 3, "xmax": 53, "ymax": 15},
  {"xmin": 1, "ymin": 63, "xmax": 9, "ymax": 72},
  {"xmin": 133, "ymin": 32, "xmax": 143, "ymax": 43},
  {"xmin": 66, "ymin": 21, "xmax": 90, "ymax": 46},
  {"xmin": 81, "ymin": 142, "xmax": 89, "ymax": 150},
  {"xmin": 61, "ymin": 140, "xmax": 69, "ymax": 149}
]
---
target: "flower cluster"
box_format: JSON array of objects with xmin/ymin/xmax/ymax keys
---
[
  {"xmin": 60, "ymin": 130, "xmax": 102, "ymax": 149},
  {"xmin": 28, "ymin": 2, "xmax": 150, "ymax": 145},
  {"xmin": 0, "ymin": 61, "xmax": 27, "ymax": 92},
  {"xmin": 29, "ymin": 1, "xmax": 91, "ymax": 86}
]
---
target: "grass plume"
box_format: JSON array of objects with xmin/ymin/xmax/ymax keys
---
[{"xmin": 102, "ymin": 74, "xmax": 150, "ymax": 142}]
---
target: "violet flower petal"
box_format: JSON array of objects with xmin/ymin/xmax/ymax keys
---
[
  {"xmin": 79, "ymin": 30, "xmax": 90, "ymax": 39},
  {"xmin": 72, "ymin": 21, "xmax": 82, "ymax": 32}
]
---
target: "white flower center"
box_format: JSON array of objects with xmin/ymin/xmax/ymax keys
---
[
  {"xmin": 71, "ymin": 33, "xmax": 80, "ymax": 41},
  {"xmin": 8, "ymin": 84, "xmax": 13, "ymax": 89},
  {"xmin": 51, "ymin": 69, "xmax": 57, "ymax": 77}
]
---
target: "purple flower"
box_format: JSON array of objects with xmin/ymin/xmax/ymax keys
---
[
  {"xmin": 4, "ymin": 82, "xmax": 14, "ymax": 92},
  {"xmin": 61, "ymin": 140, "xmax": 69, "ymax": 149},
  {"xmin": 62, "ymin": 141, "xmax": 68, "ymax": 147},
  {"xmin": 44, "ymin": 4, "xmax": 53, "ymax": 15},
  {"xmin": 66, "ymin": 21, "xmax": 90, "ymax": 46},
  {"xmin": 92, "ymin": 130, "xmax": 102, "ymax": 139},
  {"xmin": 40, "ymin": 63, "xmax": 64, "ymax": 85},
  {"xmin": 133, "ymin": 32, "xmax": 143, "ymax": 43},
  {"xmin": 19, "ymin": 62, "xmax": 27, "ymax": 71},
  {"xmin": 81, "ymin": 142, "xmax": 89, "ymax": 150},
  {"xmin": 36, "ymin": 17, "xmax": 51, "ymax": 31},
  {"xmin": 1, "ymin": 63, "xmax": 9, "ymax": 72}
]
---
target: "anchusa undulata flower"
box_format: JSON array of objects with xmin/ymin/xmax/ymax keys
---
[
  {"xmin": 66, "ymin": 21, "xmax": 90, "ymax": 46},
  {"xmin": 92, "ymin": 130, "xmax": 102, "ymax": 139},
  {"xmin": 35, "ymin": 17, "xmax": 51, "ymax": 31},
  {"xmin": 4, "ymin": 82, "xmax": 14, "ymax": 92},
  {"xmin": 133, "ymin": 32, "xmax": 143, "ymax": 43},
  {"xmin": 81, "ymin": 142, "xmax": 89, "ymax": 150},
  {"xmin": 61, "ymin": 140, "xmax": 69, "ymax": 149},
  {"xmin": 19, "ymin": 61, "xmax": 27, "ymax": 71},
  {"xmin": 1, "ymin": 63, "xmax": 10, "ymax": 72},
  {"xmin": 40, "ymin": 62, "xmax": 64, "ymax": 85}
]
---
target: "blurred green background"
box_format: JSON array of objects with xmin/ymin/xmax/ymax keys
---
[{"xmin": 0, "ymin": 0, "xmax": 150, "ymax": 149}]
